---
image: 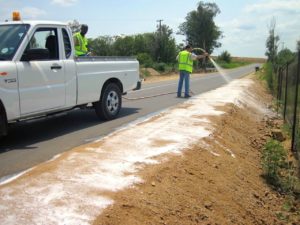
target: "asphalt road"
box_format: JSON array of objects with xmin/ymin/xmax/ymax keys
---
[{"xmin": 0, "ymin": 64, "xmax": 259, "ymax": 179}]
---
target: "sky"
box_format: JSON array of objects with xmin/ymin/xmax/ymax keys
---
[{"xmin": 0, "ymin": 0, "xmax": 299, "ymax": 58}]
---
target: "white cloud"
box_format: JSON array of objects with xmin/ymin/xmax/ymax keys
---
[
  {"xmin": 245, "ymin": 0, "xmax": 300, "ymax": 13},
  {"xmin": 21, "ymin": 7, "xmax": 46, "ymax": 19},
  {"xmin": 51, "ymin": 0, "xmax": 78, "ymax": 7},
  {"xmin": 215, "ymin": 0, "xmax": 300, "ymax": 57}
]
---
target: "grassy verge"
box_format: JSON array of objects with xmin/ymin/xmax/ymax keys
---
[
  {"xmin": 261, "ymin": 138, "xmax": 300, "ymax": 223},
  {"xmin": 216, "ymin": 60, "xmax": 251, "ymax": 69}
]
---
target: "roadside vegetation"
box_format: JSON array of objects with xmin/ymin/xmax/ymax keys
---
[
  {"xmin": 260, "ymin": 136, "xmax": 300, "ymax": 222},
  {"xmin": 256, "ymin": 65, "xmax": 300, "ymax": 223},
  {"xmin": 257, "ymin": 18, "xmax": 300, "ymax": 222}
]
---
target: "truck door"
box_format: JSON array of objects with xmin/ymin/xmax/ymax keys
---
[{"xmin": 16, "ymin": 27, "xmax": 65, "ymax": 115}]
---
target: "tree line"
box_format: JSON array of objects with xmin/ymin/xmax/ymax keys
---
[{"xmin": 69, "ymin": 1, "xmax": 222, "ymax": 68}]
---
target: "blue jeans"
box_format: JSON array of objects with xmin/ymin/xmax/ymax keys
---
[{"xmin": 177, "ymin": 70, "xmax": 190, "ymax": 97}]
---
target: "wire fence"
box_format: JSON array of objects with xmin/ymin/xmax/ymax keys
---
[{"xmin": 276, "ymin": 51, "xmax": 300, "ymax": 158}]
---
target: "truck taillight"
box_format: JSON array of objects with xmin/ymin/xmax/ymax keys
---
[{"xmin": 12, "ymin": 11, "xmax": 21, "ymax": 21}]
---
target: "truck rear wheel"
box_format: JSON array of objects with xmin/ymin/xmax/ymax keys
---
[{"xmin": 94, "ymin": 83, "xmax": 122, "ymax": 120}]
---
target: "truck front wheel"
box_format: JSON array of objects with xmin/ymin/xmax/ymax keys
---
[{"xmin": 94, "ymin": 83, "xmax": 122, "ymax": 120}]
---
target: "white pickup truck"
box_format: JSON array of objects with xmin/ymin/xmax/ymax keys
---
[{"xmin": 0, "ymin": 20, "xmax": 141, "ymax": 137}]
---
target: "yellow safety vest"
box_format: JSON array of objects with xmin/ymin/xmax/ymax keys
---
[
  {"xmin": 178, "ymin": 50, "xmax": 193, "ymax": 73},
  {"xmin": 74, "ymin": 32, "xmax": 88, "ymax": 56}
]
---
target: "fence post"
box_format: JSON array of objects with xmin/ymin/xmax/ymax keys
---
[
  {"xmin": 283, "ymin": 63, "xmax": 289, "ymax": 120},
  {"xmin": 277, "ymin": 68, "xmax": 283, "ymax": 111},
  {"xmin": 291, "ymin": 51, "xmax": 300, "ymax": 152}
]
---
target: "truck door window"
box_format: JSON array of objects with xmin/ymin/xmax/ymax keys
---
[
  {"xmin": 62, "ymin": 28, "xmax": 72, "ymax": 58},
  {"xmin": 22, "ymin": 28, "xmax": 59, "ymax": 60}
]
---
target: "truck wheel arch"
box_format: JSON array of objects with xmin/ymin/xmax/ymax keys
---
[
  {"xmin": 93, "ymin": 78, "xmax": 123, "ymax": 120},
  {"xmin": 0, "ymin": 100, "xmax": 8, "ymax": 137},
  {"xmin": 101, "ymin": 78, "xmax": 123, "ymax": 96}
]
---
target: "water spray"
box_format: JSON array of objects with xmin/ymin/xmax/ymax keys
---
[{"xmin": 192, "ymin": 47, "xmax": 231, "ymax": 83}]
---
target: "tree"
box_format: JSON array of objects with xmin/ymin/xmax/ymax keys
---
[
  {"xmin": 265, "ymin": 18, "xmax": 279, "ymax": 64},
  {"xmin": 178, "ymin": 1, "xmax": 222, "ymax": 54},
  {"xmin": 133, "ymin": 34, "xmax": 148, "ymax": 54},
  {"xmin": 154, "ymin": 24, "xmax": 177, "ymax": 63},
  {"xmin": 88, "ymin": 36, "xmax": 114, "ymax": 56},
  {"xmin": 277, "ymin": 48, "xmax": 295, "ymax": 67},
  {"xmin": 113, "ymin": 36, "xmax": 135, "ymax": 56},
  {"xmin": 87, "ymin": 25, "xmax": 177, "ymax": 64}
]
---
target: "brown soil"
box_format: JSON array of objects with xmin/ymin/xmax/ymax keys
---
[
  {"xmin": 143, "ymin": 68, "xmax": 161, "ymax": 76},
  {"xmin": 142, "ymin": 71, "xmax": 179, "ymax": 83},
  {"xmin": 93, "ymin": 78, "xmax": 298, "ymax": 225},
  {"xmin": 143, "ymin": 72, "xmax": 207, "ymax": 84}
]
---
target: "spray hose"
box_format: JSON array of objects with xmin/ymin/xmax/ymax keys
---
[
  {"xmin": 193, "ymin": 47, "xmax": 210, "ymax": 60},
  {"xmin": 123, "ymin": 92, "xmax": 176, "ymax": 100},
  {"xmin": 192, "ymin": 47, "xmax": 206, "ymax": 53},
  {"xmin": 122, "ymin": 90, "xmax": 195, "ymax": 101}
]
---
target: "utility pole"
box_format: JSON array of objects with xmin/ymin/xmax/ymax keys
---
[
  {"xmin": 157, "ymin": 19, "xmax": 163, "ymax": 35},
  {"xmin": 156, "ymin": 19, "xmax": 163, "ymax": 62}
]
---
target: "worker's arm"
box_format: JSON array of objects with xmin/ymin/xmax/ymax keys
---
[
  {"xmin": 197, "ymin": 52, "xmax": 209, "ymax": 59},
  {"xmin": 190, "ymin": 53, "xmax": 198, "ymax": 61}
]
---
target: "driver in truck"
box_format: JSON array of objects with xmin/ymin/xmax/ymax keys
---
[{"xmin": 73, "ymin": 24, "xmax": 89, "ymax": 57}]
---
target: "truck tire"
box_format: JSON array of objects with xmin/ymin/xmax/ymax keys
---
[{"xmin": 94, "ymin": 83, "xmax": 122, "ymax": 120}]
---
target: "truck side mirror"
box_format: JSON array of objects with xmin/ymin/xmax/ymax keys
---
[{"xmin": 21, "ymin": 48, "xmax": 50, "ymax": 61}]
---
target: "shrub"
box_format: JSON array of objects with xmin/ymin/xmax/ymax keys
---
[
  {"xmin": 261, "ymin": 139, "xmax": 287, "ymax": 182},
  {"xmin": 153, "ymin": 62, "xmax": 167, "ymax": 72},
  {"xmin": 262, "ymin": 139, "xmax": 300, "ymax": 194},
  {"xmin": 137, "ymin": 53, "xmax": 153, "ymax": 68},
  {"xmin": 218, "ymin": 50, "xmax": 231, "ymax": 63}
]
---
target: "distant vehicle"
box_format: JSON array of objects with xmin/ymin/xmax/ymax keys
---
[{"xmin": 0, "ymin": 12, "xmax": 141, "ymax": 137}]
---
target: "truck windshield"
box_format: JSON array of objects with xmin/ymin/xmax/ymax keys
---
[{"xmin": 0, "ymin": 24, "xmax": 30, "ymax": 60}]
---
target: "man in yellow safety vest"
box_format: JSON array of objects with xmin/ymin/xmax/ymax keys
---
[
  {"xmin": 176, "ymin": 45, "xmax": 208, "ymax": 98},
  {"xmin": 74, "ymin": 24, "xmax": 89, "ymax": 56}
]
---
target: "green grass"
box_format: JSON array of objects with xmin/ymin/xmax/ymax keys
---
[
  {"xmin": 261, "ymin": 139, "xmax": 287, "ymax": 183},
  {"xmin": 216, "ymin": 60, "xmax": 251, "ymax": 69}
]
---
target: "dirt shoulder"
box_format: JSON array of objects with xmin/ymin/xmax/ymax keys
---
[
  {"xmin": 142, "ymin": 71, "xmax": 208, "ymax": 84},
  {"xmin": 94, "ymin": 77, "xmax": 292, "ymax": 225}
]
